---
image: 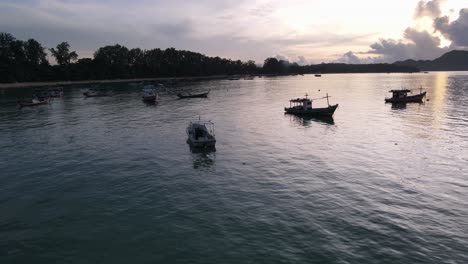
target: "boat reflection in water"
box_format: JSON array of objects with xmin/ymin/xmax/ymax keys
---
[
  {"xmin": 193, "ymin": 153, "xmax": 215, "ymax": 169},
  {"xmin": 390, "ymin": 102, "xmax": 408, "ymax": 110},
  {"xmin": 190, "ymin": 149, "xmax": 216, "ymax": 170},
  {"xmin": 286, "ymin": 113, "xmax": 335, "ymax": 127}
]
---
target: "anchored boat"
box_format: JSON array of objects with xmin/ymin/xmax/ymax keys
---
[
  {"xmin": 18, "ymin": 97, "xmax": 49, "ymax": 107},
  {"xmin": 177, "ymin": 90, "xmax": 210, "ymax": 99},
  {"xmin": 385, "ymin": 87, "xmax": 426, "ymax": 103},
  {"xmin": 285, "ymin": 93, "xmax": 338, "ymax": 117},
  {"xmin": 34, "ymin": 87, "xmax": 63, "ymax": 98},
  {"xmin": 186, "ymin": 119, "xmax": 216, "ymax": 149},
  {"xmin": 83, "ymin": 89, "xmax": 112, "ymax": 97},
  {"xmin": 142, "ymin": 87, "xmax": 159, "ymax": 103}
]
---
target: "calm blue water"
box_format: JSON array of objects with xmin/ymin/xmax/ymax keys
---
[{"xmin": 1, "ymin": 73, "xmax": 467, "ymax": 263}]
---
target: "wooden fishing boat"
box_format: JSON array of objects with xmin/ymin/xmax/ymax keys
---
[
  {"xmin": 285, "ymin": 93, "xmax": 338, "ymax": 117},
  {"xmin": 177, "ymin": 90, "xmax": 210, "ymax": 99},
  {"xmin": 18, "ymin": 97, "xmax": 49, "ymax": 107},
  {"xmin": 186, "ymin": 119, "xmax": 216, "ymax": 148},
  {"xmin": 385, "ymin": 88, "xmax": 426, "ymax": 103}
]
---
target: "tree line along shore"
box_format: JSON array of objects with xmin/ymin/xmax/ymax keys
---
[{"xmin": 0, "ymin": 32, "xmax": 419, "ymax": 85}]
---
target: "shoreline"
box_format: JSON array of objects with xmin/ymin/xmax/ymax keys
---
[
  {"xmin": 0, "ymin": 75, "xmax": 234, "ymax": 89},
  {"xmin": 0, "ymin": 71, "xmax": 438, "ymax": 89}
]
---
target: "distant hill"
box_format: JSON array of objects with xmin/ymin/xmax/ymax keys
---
[{"xmin": 393, "ymin": 50, "xmax": 468, "ymax": 71}]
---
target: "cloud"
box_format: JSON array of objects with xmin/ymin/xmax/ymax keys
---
[
  {"xmin": 434, "ymin": 8, "xmax": 468, "ymax": 47},
  {"xmin": 295, "ymin": 56, "xmax": 309, "ymax": 65},
  {"xmin": 337, "ymin": 1, "xmax": 468, "ymax": 63},
  {"xmin": 274, "ymin": 54, "xmax": 289, "ymax": 62},
  {"xmin": 337, "ymin": 28, "xmax": 449, "ymax": 63},
  {"xmin": 337, "ymin": 51, "xmax": 362, "ymax": 64},
  {"xmin": 414, "ymin": 0, "xmax": 445, "ymax": 19}
]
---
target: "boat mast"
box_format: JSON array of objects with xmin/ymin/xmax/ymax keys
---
[{"xmin": 326, "ymin": 93, "xmax": 330, "ymax": 106}]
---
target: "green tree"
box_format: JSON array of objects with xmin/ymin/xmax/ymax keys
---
[
  {"xmin": 263, "ymin": 57, "xmax": 282, "ymax": 74},
  {"xmin": 50, "ymin": 42, "xmax": 78, "ymax": 65},
  {"xmin": 24, "ymin": 39, "xmax": 48, "ymax": 66}
]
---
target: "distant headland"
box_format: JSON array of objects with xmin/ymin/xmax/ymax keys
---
[
  {"xmin": 394, "ymin": 50, "xmax": 468, "ymax": 71},
  {"xmin": 1, "ymin": 32, "xmax": 466, "ymax": 85}
]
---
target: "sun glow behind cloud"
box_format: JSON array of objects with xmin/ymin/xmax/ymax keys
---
[{"xmin": 0, "ymin": 0, "xmax": 466, "ymax": 64}]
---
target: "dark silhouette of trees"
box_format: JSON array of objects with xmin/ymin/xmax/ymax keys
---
[
  {"xmin": 50, "ymin": 42, "xmax": 78, "ymax": 65},
  {"xmin": 0, "ymin": 33, "xmax": 50, "ymax": 82},
  {"xmin": 0, "ymin": 32, "xmax": 420, "ymax": 83},
  {"xmin": 24, "ymin": 39, "xmax": 48, "ymax": 66}
]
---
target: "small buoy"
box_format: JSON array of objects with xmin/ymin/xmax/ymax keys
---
[
  {"xmin": 395, "ymin": 143, "xmax": 398, "ymax": 145},
  {"xmin": 318, "ymin": 89, "xmax": 321, "ymax": 92},
  {"xmin": 242, "ymin": 162, "xmax": 246, "ymax": 165}
]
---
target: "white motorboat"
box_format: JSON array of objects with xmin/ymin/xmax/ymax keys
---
[
  {"xmin": 142, "ymin": 87, "xmax": 158, "ymax": 103},
  {"xmin": 186, "ymin": 119, "xmax": 216, "ymax": 148}
]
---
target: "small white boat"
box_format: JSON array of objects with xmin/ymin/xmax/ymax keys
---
[
  {"xmin": 83, "ymin": 88, "xmax": 113, "ymax": 97},
  {"xmin": 186, "ymin": 119, "xmax": 216, "ymax": 148},
  {"xmin": 142, "ymin": 87, "xmax": 158, "ymax": 103}
]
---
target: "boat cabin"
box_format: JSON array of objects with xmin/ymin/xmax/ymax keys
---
[
  {"xmin": 389, "ymin": 89, "xmax": 411, "ymax": 99},
  {"xmin": 142, "ymin": 88, "xmax": 156, "ymax": 96},
  {"xmin": 186, "ymin": 120, "xmax": 216, "ymax": 148},
  {"xmin": 288, "ymin": 97, "xmax": 313, "ymax": 110},
  {"xmin": 188, "ymin": 121, "xmax": 215, "ymax": 138}
]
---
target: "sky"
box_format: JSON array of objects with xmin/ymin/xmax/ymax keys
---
[{"xmin": 1, "ymin": 0, "xmax": 467, "ymax": 64}]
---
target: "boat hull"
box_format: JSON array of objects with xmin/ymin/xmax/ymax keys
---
[
  {"xmin": 285, "ymin": 104, "xmax": 338, "ymax": 117},
  {"xmin": 177, "ymin": 93, "xmax": 209, "ymax": 99},
  {"xmin": 83, "ymin": 92, "xmax": 111, "ymax": 97},
  {"xmin": 18, "ymin": 99, "xmax": 48, "ymax": 107},
  {"xmin": 187, "ymin": 138, "xmax": 216, "ymax": 148},
  {"xmin": 142, "ymin": 95, "xmax": 157, "ymax": 102},
  {"xmin": 385, "ymin": 92, "xmax": 426, "ymax": 103}
]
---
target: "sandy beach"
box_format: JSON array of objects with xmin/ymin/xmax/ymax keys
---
[{"xmin": 0, "ymin": 75, "xmax": 233, "ymax": 89}]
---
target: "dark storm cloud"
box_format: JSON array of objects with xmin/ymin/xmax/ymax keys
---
[
  {"xmin": 366, "ymin": 28, "xmax": 448, "ymax": 61},
  {"xmin": 414, "ymin": 0, "xmax": 444, "ymax": 19},
  {"xmin": 337, "ymin": 27, "xmax": 450, "ymax": 63},
  {"xmin": 337, "ymin": 1, "xmax": 468, "ymax": 63},
  {"xmin": 434, "ymin": 8, "xmax": 468, "ymax": 47}
]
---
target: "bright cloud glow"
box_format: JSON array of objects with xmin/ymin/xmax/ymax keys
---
[{"xmin": 0, "ymin": 0, "xmax": 467, "ymax": 64}]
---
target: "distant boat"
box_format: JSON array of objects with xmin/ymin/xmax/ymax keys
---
[
  {"xmin": 315, "ymin": 74, "xmax": 322, "ymax": 77},
  {"xmin": 142, "ymin": 87, "xmax": 158, "ymax": 103},
  {"xmin": 186, "ymin": 119, "xmax": 216, "ymax": 149},
  {"xmin": 424, "ymin": 71, "xmax": 429, "ymax": 74},
  {"xmin": 285, "ymin": 93, "xmax": 338, "ymax": 117},
  {"xmin": 177, "ymin": 90, "xmax": 210, "ymax": 99},
  {"xmin": 83, "ymin": 89, "xmax": 112, "ymax": 97},
  {"xmin": 34, "ymin": 87, "xmax": 63, "ymax": 98},
  {"xmin": 18, "ymin": 97, "xmax": 49, "ymax": 107},
  {"xmin": 385, "ymin": 87, "xmax": 426, "ymax": 103},
  {"xmin": 47, "ymin": 87, "xmax": 64, "ymax": 97}
]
